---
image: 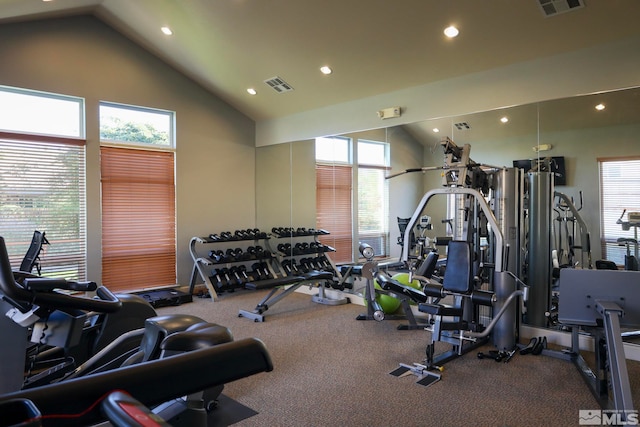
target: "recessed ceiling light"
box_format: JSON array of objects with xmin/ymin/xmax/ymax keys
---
[
  {"xmin": 500, "ymin": 116, "xmax": 509, "ymax": 123},
  {"xmin": 320, "ymin": 66, "xmax": 333, "ymax": 75},
  {"xmin": 444, "ymin": 25, "xmax": 459, "ymax": 38},
  {"xmin": 161, "ymin": 26, "xmax": 173, "ymax": 36},
  {"xmin": 432, "ymin": 128, "xmax": 440, "ymax": 133},
  {"xmin": 595, "ymin": 103, "xmax": 605, "ymax": 111},
  {"xmin": 247, "ymin": 88, "xmax": 257, "ymax": 95}
]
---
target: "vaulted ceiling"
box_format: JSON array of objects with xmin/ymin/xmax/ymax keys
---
[{"xmin": 1, "ymin": 0, "xmax": 640, "ymax": 122}]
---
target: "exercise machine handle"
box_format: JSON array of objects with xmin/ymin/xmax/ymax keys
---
[{"xmin": 0, "ymin": 236, "xmax": 121, "ymax": 313}]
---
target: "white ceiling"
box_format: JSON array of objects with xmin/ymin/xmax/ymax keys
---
[{"xmin": 1, "ymin": 0, "xmax": 640, "ymax": 122}]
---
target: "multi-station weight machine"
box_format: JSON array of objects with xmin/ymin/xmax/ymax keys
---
[
  {"xmin": 377, "ymin": 138, "xmax": 626, "ymax": 405},
  {"xmin": 381, "ymin": 136, "xmax": 636, "ymax": 414},
  {"xmin": 379, "ymin": 138, "xmax": 528, "ymax": 385}
]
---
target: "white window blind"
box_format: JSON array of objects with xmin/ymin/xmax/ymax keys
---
[
  {"xmin": 357, "ymin": 140, "xmax": 389, "ymax": 257},
  {"xmin": 0, "ymin": 136, "xmax": 87, "ymax": 279},
  {"xmin": 599, "ymin": 157, "xmax": 640, "ymax": 265}
]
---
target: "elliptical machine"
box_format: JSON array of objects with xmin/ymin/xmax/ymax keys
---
[{"xmin": 0, "ymin": 235, "xmax": 274, "ymax": 426}]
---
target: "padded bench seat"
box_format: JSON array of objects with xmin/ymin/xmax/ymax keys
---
[{"xmin": 418, "ymin": 302, "xmax": 463, "ymax": 317}]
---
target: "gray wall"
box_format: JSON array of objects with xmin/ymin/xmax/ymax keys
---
[
  {"xmin": 0, "ymin": 16, "xmax": 256, "ymax": 286},
  {"xmin": 255, "ymin": 127, "xmax": 424, "ymax": 259},
  {"xmin": 421, "ymin": 109, "xmax": 640, "ymax": 263}
]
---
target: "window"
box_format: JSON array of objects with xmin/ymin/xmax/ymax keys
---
[
  {"xmin": 357, "ymin": 140, "xmax": 389, "ymax": 256},
  {"xmin": 100, "ymin": 102, "xmax": 174, "ymax": 148},
  {"xmin": 0, "ymin": 85, "xmax": 84, "ymax": 138},
  {"xmin": 599, "ymin": 157, "xmax": 640, "ymax": 265},
  {"xmin": 315, "ymin": 136, "xmax": 389, "ymax": 263},
  {"xmin": 0, "ymin": 86, "xmax": 86, "ymax": 279},
  {"xmin": 100, "ymin": 102, "xmax": 176, "ymax": 292},
  {"xmin": 315, "ymin": 137, "xmax": 353, "ymax": 263}
]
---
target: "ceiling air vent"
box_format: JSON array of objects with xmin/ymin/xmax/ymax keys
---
[
  {"xmin": 454, "ymin": 122, "xmax": 471, "ymax": 131},
  {"xmin": 264, "ymin": 76, "xmax": 294, "ymax": 93},
  {"xmin": 538, "ymin": 0, "xmax": 584, "ymax": 17}
]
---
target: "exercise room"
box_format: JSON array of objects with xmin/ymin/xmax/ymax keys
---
[{"xmin": 1, "ymin": 1, "xmax": 640, "ymax": 426}]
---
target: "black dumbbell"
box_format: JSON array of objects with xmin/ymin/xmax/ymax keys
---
[
  {"xmin": 208, "ymin": 249, "xmax": 223, "ymax": 263},
  {"xmin": 211, "ymin": 269, "xmax": 225, "ymax": 289},
  {"xmin": 281, "ymin": 259, "xmax": 293, "ymax": 274},
  {"xmin": 251, "ymin": 262, "xmax": 265, "ymax": 280},
  {"xmin": 237, "ymin": 265, "xmax": 250, "ymax": 282},
  {"xmin": 224, "ymin": 248, "xmax": 237, "ymax": 262},
  {"xmin": 228, "ymin": 266, "xmax": 243, "ymax": 286},
  {"xmin": 208, "ymin": 233, "xmax": 220, "ymax": 241}
]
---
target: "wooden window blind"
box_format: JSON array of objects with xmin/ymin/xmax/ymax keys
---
[
  {"xmin": 599, "ymin": 157, "xmax": 640, "ymax": 265},
  {"xmin": 100, "ymin": 146, "xmax": 176, "ymax": 291},
  {"xmin": 316, "ymin": 164, "xmax": 353, "ymax": 263},
  {"xmin": 0, "ymin": 134, "xmax": 87, "ymax": 280}
]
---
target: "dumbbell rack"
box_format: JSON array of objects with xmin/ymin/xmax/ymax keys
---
[
  {"xmin": 268, "ymin": 227, "xmax": 347, "ymax": 306},
  {"xmin": 188, "ymin": 230, "xmax": 278, "ymax": 301}
]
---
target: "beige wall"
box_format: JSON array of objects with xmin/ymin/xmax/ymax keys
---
[
  {"xmin": 256, "ymin": 127, "xmax": 424, "ymax": 260},
  {"xmin": 0, "ymin": 16, "xmax": 256, "ymax": 286},
  {"xmin": 420, "ymin": 112, "xmax": 640, "ymax": 262}
]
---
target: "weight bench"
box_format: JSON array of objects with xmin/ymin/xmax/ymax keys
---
[
  {"xmin": 238, "ymin": 270, "xmax": 337, "ymax": 322},
  {"xmin": 391, "ymin": 241, "xmax": 496, "ymax": 386}
]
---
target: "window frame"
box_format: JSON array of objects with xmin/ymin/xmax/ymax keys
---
[
  {"xmin": 0, "ymin": 86, "xmax": 87, "ymax": 279},
  {"xmin": 0, "ymin": 85, "xmax": 85, "ymax": 138},
  {"xmin": 356, "ymin": 139, "xmax": 390, "ymax": 258},
  {"xmin": 598, "ymin": 156, "xmax": 640, "ymax": 265},
  {"xmin": 99, "ymin": 101, "xmax": 176, "ymax": 149},
  {"xmin": 315, "ymin": 137, "xmax": 390, "ymax": 263}
]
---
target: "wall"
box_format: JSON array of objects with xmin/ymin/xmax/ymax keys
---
[
  {"xmin": 0, "ymin": 16, "xmax": 256, "ymax": 286},
  {"xmin": 255, "ymin": 127, "xmax": 424, "ymax": 260},
  {"xmin": 256, "ymin": 35, "xmax": 640, "ymax": 147},
  {"xmin": 420, "ymin": 108, "xmax": 640, "ymax": 263}
]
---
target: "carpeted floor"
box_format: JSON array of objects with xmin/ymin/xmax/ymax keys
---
[{"xmin": 158, "ymin": 287, "xmax": 640, "ymax": 427}]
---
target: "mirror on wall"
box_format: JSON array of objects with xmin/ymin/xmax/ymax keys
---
[{"xmin": 255, "ymin": 85, "xmax": 640, "ymax": 324}]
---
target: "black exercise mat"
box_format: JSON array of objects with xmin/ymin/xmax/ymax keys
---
[
  {"xmin": 208, "ymin": 394, "xmax": 258, "ymax": 427},
  {"xmin": 133, "ymin": 288, "xmax": 192, "ymax": 308}
]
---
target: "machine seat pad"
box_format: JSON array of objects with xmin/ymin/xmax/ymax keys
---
[
  {"xmin": 161, "ymin": 324, "xmax": 234, "ymax": 352},
  {"xmin": 418, "ymin": 303, "xmax": 463, "ymax": 317}
]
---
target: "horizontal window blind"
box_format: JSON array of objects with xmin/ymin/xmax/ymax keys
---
[
  {"xmin": 599, "ymin": 157, "xmax": 640, "ymax": 265},
  {"xmin": 101, "ymin": 146, "xmax": 176, "ymax": 291},
  {"xmin": 0, "ymin": 137, "xmax": 86, "ymax": 279},
  {"xmin": 357, "ymin": 166, "xmax": 389, "ymax": 257},
  {"xmin": 316, "ymin": 164, "xmax": 353, "ymax": 263}
]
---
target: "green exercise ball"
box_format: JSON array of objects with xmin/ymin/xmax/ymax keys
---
[
  {"xmin": 373, "ymin": 279, "xmax": 402, "ymax": 314},
  {"xmin": 390, "ymin": 273, "xmax": 421, "ymax": 305},
  {"xmin": 391, "ymin": 272, "xmax": 422, "ymax": 291}
]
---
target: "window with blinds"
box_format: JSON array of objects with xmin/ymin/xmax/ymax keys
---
[
  {"xmin": 599, "ymin": 157, "xmax": 640, "ymax": 265},
  {"xmin": 316, "ymin": 164, "xmax": 353, "ymax": 263},
  {"xmin": 0, "ymin": 85, "xmax": 86, "ymax": 279},
  {"xmin": 315, "ymin": 136, "xmax": 390, "ymax": 263},
  {"xmin": 357, "ymin": 140, "xmax": 389, "ymax": 257},
  {"xmin": 100, "ymin": 146, "xmax": 176, "ymax": 291},
  {"xmin": 0, "ymin": 137, "xmax": 87, "ymax": 279}
]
